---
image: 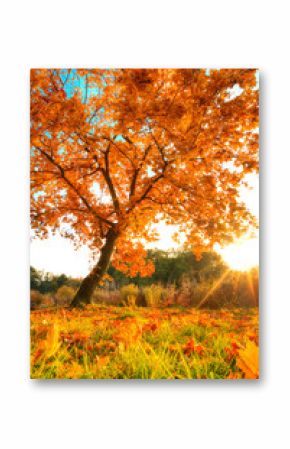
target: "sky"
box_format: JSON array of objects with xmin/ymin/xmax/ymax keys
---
[{"xmin": 30, "ymin": 174, "xmax": 259, "ymax": 277}]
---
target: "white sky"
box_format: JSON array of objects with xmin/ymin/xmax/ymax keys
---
[{"xmin": 30, "ymin": 174, "xmax": 259, "ymax": 276}]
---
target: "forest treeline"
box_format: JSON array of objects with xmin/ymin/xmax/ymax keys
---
[
  {"xmin": 31, "ymin": 250, "xmax": 258, "ymax": 309},
  {"xmin": 31, "ymin": 250, "xmax": 225, "ymax": 292}
]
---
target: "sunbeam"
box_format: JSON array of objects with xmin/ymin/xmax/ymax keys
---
[{"xmin": 196, "ymin": 269, "xmax": 231, "ymax": 309}]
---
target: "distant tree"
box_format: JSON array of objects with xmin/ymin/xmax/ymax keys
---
[
  {"xmin": 30, "ymin": 266, "xmax": 42, "ymax": 291},
  {"xmin": 30, "ymin": 267, "xmax": 76, "ymax": 294},
  {"xmin": 39, "ymin": 272, "xmax": 56, "ymax": 294},
  {"xmin": 55, "ymin": 273, "xmax": 68, "ymax": 290},
  {"xmin": 31, "ymin": 69, "xmax": 258, "ymax": 306}
]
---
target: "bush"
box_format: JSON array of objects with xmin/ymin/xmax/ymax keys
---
[
  {"xmin": 55, "ymin": 285, "xmax": 76, "ymax": 306},
  {"xmin": 120, "ymin": 284, "xmax": 139, "ymax": 306},
  {"xmin": 162, "ymin": 284, "xmax": 177, "ymax": 306},
  {"xmin": 155, "ymin": 269, "xmax": 259, "ymax": 309},
  {"xmin": 30, "ymin": 290, "xmax": 54, "ymax": 309},
  {"xmin": 143, "ymin": 284, "xmax": 165, "ymax": 307},
  {"xmin": 190, "ymin": 269, "xmax": 259, "ymax": 309},
  {"xmin": 92, "ymin": 288, "xmax": 121, "ymax": 305},
  {"xmin": 176, "ymin": 277, "xmax": 195, "ymax": 306}
]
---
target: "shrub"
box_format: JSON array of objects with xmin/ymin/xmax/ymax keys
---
[
  {"xmin": 55, "ymin": 285, "xmax": 76, "ymax": 306},
  {"xmin": 92, "ymin": 288, "xmax": 121, "ymax": 305},
  {"xmin": 120, "ymin": 284, "xmax": 139, "ymax": 306},
  {"xmin": 143, "ymin": 284, "xmax": 165, "ymax": 307},
  {"xmin": 176, "ymin": 277, "xmax": 195, "ymax": 306},
  {"xmin": 155, "ymin": 270, "xmax": 259, "ymax": 309},
  {"xmin": 162, "ymin": 284, "xmax": 177, "ymax": 306},
  {"xmin": 30, "ymin": 290, "xmax": 53, "ymax": 309},
  {"xmin": 190, "ymin": 269, "xmax": 259, "ymax": 309}
]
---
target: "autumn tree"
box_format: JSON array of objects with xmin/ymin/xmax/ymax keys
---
[{"xmin": 30, "ymin": 68, "xmax": 258, "ymax": 307}]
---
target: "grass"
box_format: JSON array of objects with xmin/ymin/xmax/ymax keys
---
[{"xmin": 30, "ymin": 305, "xmax": 259, "ymax": 379}]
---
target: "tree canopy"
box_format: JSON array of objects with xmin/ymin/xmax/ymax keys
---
[{"xmin": 31, "ymin": 68, "xmax": 258, "ymax": 303}]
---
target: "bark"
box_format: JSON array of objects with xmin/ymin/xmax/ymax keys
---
[{"xmin": 70, "ymin": 228, "xmax": 118, "ymax": 307}]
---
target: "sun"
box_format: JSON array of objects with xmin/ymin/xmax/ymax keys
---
[{"xmin": 216, "ymin": 237, "xmax": 259, "ymax": 271}]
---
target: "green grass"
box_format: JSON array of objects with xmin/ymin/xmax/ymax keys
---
[{"xmin": 30, "ymin": 305, "xmax": 259, "ymax": 379}]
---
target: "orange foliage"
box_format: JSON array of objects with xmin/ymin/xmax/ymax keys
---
[
  {"xmin": 183, "ymin": 338, "xmax": 205, "ymax": 356},
  {"xmin": 112, "ymin": 318, "xmax": 143, "ymax": 348},
  {"xmin": 237, "ymin": 340, "xmax": 259, "ymax": 379},
  {"xmin": 31, "ymin": 69, "xmax": 258, "ymax": 276}
]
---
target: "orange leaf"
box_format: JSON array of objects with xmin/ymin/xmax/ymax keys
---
[{"xmin": 237, "ymin": 340, "xmax": 259, "ymax": 379}]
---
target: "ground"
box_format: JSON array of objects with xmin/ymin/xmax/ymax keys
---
[{"xmin": 30, "ymin": 305, "xmax": 259, "ymax": 379}]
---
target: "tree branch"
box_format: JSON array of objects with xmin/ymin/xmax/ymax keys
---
[
  {"xmin": 102, "ymin": 136, "xmax": 135, "ymax": 167},
  {"xmin": 100, "ymin": 144, "xmax": 120, "ymax": 213},
  {"xmin": 130, "ymin": 171, "xmax": 164, "ymax": 209},
  {"xmin": 35, "ymin": 146, "xmax": 114, "ymax": 227},
  {"xmin": 129, "ymin": 144, "xmax": 152, "ymax": 198}
]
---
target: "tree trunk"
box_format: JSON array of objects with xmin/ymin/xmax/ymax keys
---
[{"xmin": 70, "ymin": 228, "xmax": 118, "ymax": 308}]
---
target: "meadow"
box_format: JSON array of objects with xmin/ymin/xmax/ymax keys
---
[{"xmin": 30, "ymin": 305, "xmax": 259, "ymax": 380}]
